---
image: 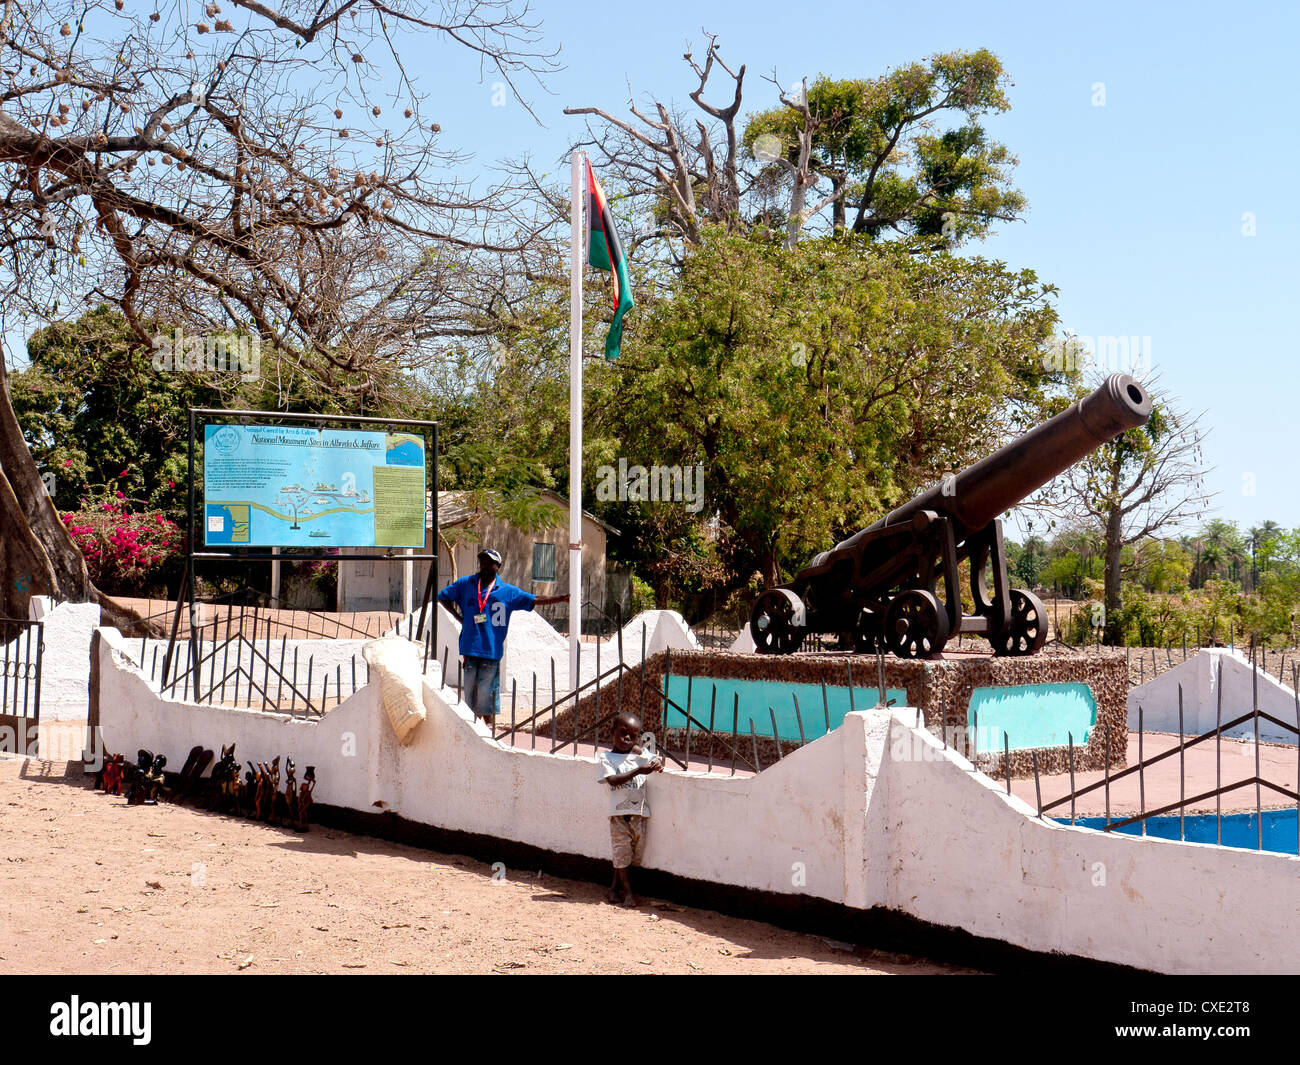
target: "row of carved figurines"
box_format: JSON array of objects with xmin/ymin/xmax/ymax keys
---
[{"xmin": 94, "ymin": 744, "xmax": 316, "ymax": 831}]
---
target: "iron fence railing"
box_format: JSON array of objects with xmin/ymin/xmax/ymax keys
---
[
  {"xmin": 0, "ymin": 617, "xmax": 43, "ymax": 726},
  {"xmin": 980, "ymin": 643, "xmax": 1300, "ymax": 854}
]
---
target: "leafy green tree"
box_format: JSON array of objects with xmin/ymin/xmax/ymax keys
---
[
  {"xmin": 10, "ymin": 306, "xmax": 415, "ymax": 523},
  {"xmin": 586, "ymin": 227, "xmax": 1059, "ymax": 598},
  {"xmin": 742, "ymin": 52, "xmax": 1023, "ymax": 244},
  {"xmin": 11, "ymin": 307, "xmax": 221, "ymax": 517},
  {"xmin": 1246, "ymin": 520, "xmax": 1282, "ymax": 590},
  {"xmin": 1009, "ymin": 530, "xmax": 1048, "ymax": 588},
  {"xmin": 1132, "ymin": 538, "xmax": 1193, "ymax": 594}
]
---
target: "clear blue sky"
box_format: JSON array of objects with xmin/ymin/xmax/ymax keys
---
[{"xmin": 424, "ymin": 0, "xmax": 1299, "ymax": 537}]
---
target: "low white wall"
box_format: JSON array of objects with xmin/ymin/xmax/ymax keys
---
[
  {"xmin": 23, "ymin": 597, "xmax": 101, "ymax": 722},
  {"xmin": 1128, "ymin": 649, "xmax": 1298, "ymax": 743},
  {"xmin": 96, "ymin": 623, "xmax": 851, "ymax": 900},
  {"xmin": 94, "ymin": 626, "xmax": 1300, "ymax": 973},
  {"xmin": 884, "ymin": 712, "xmax": 1300, "ymax": 974}
]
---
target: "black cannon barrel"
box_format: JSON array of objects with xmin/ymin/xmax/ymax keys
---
[
  {"xmin": 815, "ymin": 375, "xmax": 1151, "ymax": 567},
  {"xmin": 879, "ymin": 373, "xmax": 1151, "ymax": 539}
]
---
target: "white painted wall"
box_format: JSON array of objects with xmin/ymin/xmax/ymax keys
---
[
  {"xmin": 95, "ymin": 624, "xmax": 850, "ymax": 898},
  {"xmin": 884, "ymin": 712, "xmax": 1300, "ymax": 974},
  {"xmin": 21, "ymin": 597, "xmax": 101, "ymax": 722},
  {"xmin": 1128, "ymin": 649, "xmax": 1299, "ymax": 743},
  {"xmin": 94, "ymin": 627, "xmax": 1300, "ymax": 973},
  {"xmin": 386, "ymin": 607, "xmax": 701, "ymax": 708},
  {"xmin": 729, "ymin": 626, "xmax": 756, "ymax": 654}
]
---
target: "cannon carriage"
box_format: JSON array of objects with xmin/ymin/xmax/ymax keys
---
[{"xmin": 750, "ymin": 374, "xmax": 1152, "ymax": 658}]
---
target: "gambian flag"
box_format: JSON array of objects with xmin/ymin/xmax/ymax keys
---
[{"xmin": 585, "ymin": 159, "xmax": 634, "ymax": 361}]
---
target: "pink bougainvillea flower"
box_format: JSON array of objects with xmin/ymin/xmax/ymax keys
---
[
  {"xmin": 115, "ymin": 491, "xmax": 124, "ymax": 499},
  {"xmin": 62, "ymin": 458, "xmax": 72, "ymax": 468}
]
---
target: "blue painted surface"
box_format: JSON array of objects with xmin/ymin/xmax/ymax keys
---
[
  {"xmin": 969, "ymin": 682, "xmax": 1097, "ymax": 754},
  {"xmin": 663, "ymin": 676, "xmax": 907, "ymax": 742},
  {"xmin": 1058, "ymin": 809, "xmax": 1300, "ymax": 856}
]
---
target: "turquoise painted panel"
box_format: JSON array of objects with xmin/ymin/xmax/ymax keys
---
[
  {"xmin": 969, "ymin": 682, "xmax": 1096, "ymax": 753},
  {"xmin": 663, "ymin": 676, "xmax": 908, "ymax": 742}
]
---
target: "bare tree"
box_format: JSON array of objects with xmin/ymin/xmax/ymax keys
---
[
  {"xmin": 1035, "ymin": 374, "xmax": 1213, "ymax": 642},
  {"xmin": 564, "ymin": 31, "xmax": 745, "ymax": 255},
  {"xmin": 0, "ymin": 0, "xmax": 559, "ymax": 623},
  {"xmin": 564, "ymin": 36, "xmax": 1022, "ymax": 256}
]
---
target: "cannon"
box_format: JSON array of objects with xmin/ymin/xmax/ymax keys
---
[{"xmin": 750, "ymin": 374, "xmax": 1152, "ymax": 658}]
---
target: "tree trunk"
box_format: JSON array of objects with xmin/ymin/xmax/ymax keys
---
[
  {"xmin": 1103, "ymin": 503, "xmax": 1124, "ymax": 644},
  {"xmin": 0, "ymin": 358, "xmax": 154, "ymax": 633},
  {"xmin": 831, "ymin": 172, "xmax": 846, "ymax": 234}
]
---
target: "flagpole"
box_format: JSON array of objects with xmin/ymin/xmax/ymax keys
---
[{"xmin": 568, "ymin": 149, "xmax": 583, "ymax": 696}]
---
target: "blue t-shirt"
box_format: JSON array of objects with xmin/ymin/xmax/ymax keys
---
[{"xmin": 437, "ymin": 574, "xmax": 537, "ymax": 660}]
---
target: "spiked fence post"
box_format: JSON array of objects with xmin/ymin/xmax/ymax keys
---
[
  {"xmin": 731, "ymin": 694, "xmax": 739, "ymax": 777},
  {"xmin": 1067, "ymin": 732, "xmax": 1076, "ymax": 825},
  {"xmin": 707, "ymin": 685, "xmax": 717, "ymax": 774},
  {"xmin": 1216, "ymin": 658, "xmax": 1223, "ymax": 845},
  {"xmin": 1138, "ymin": 705, "xmax": 1146, "ymax": 835}
]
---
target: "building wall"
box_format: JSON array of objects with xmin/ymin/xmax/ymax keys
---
[
  {"xmin": 23, "ymin": 597, "xmax": 101, "ymax": 722},
  {"xmin": 339, "ymin": 504, "xmax": 607, "ymax": 612}
]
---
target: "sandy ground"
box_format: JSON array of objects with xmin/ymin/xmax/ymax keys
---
[{"xmin": 0, "ymin": 759, "xmax": 971, "ymax": 976}]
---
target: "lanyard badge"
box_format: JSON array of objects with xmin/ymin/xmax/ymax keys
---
[{"xmin": 474, "ymin": 577, "xmax": 495, "ymax": 625}]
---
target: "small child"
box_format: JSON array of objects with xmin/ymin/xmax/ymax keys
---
[{"xmin": 599, "ymin": 711, "xmax": 663, "ymax": 907}]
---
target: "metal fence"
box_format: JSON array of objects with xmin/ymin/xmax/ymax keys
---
[
  {"xmin": 0, "ymin": 617, "xmax": 43, "ymax": 728},
  {"xmin": 982, "ymin": 645, "xmax": 1300, "ymax": 854}
]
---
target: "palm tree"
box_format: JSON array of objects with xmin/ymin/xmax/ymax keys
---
[
  {"xmin": 1200, "ymin": 520, "xmax": 1245, "ymax": 585},
  {"xmin": 1247, "ymin": 520, "xmax": 1283, "ymax": 589}
]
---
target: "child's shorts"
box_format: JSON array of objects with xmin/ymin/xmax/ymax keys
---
[{"xmin": 610, "ymin": 814, "xmax": 647, "ymax": 869}]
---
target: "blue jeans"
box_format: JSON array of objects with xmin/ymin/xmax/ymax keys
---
[{"xmin": 462, "ymin": 656, "xmax": 501, "ymax": 718}]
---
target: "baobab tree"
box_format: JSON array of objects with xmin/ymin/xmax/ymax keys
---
[{"xmin": 0, "ymin": 0, "xmax": 559, "ymax": 623}]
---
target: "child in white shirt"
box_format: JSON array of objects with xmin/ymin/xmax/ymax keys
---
[{"xmin": 598, "ymin": 712, "xmax": 663, "ymax": 907}]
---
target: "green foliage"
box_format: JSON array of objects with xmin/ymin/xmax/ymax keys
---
[
  {"xmin": 9, "ymin": 306, "xmax": 398, "ymax": 524},
  {"xmin": 1132, "ymin": 538, "xmax": 1193, "ymax": 593},
  {"xmin": 586, "ymin": 227, "xmax": 1058, "ymax": 596},
  {"xmin": 1007, "ymin": 533, "xmax": 1048, "ymax": 587},
  {"xmin": 629, "ymin": 574, "xmax": 655, "ymax": 614},
  {"xmin": 10, "ymin": 306, "xmax": 220, "ymax": 517},
  {"xmin": 741, "ymin": 50, "xmax": 1024, "ymax": 241}
]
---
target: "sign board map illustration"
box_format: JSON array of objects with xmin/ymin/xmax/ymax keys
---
[{"xmin": 203, "ymin": 424, "xmax": 426, "ymax": 548}]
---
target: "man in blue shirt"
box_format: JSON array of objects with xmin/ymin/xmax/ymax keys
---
[{"xmin": 437, "ymin": 548, "xmax": 568, "ymax": 725}]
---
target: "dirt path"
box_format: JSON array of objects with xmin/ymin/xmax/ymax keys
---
[{"xmin": 0, "ymin": 760, "xmax": 970, "ymax": 975}]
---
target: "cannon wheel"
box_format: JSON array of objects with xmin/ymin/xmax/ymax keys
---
[
  {"xmin": 989, "ymin": 589, "xmax": 1049, "ymax": 656},
  {"xmin": 750, "ymin": 589, "xmax": 806, "ymax": 655},
  {"xmin": 883, "ymin": 590, "xmax": 950, "ymax": 659}
]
